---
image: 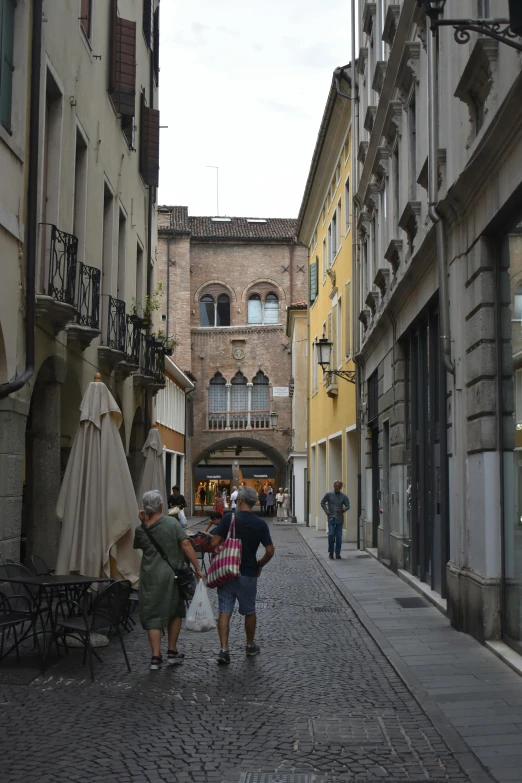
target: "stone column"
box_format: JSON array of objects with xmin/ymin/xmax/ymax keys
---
[
  {"xmin": 0, "ymin": 398, "xmax": 30, "ymax": 562},
  {"xmin": 225, "ymin": 383, "xmax": 231, "ymax": 429},
  {"xmin": 246, "ymin": 382, "xmax": 253, "ymax": 429}
]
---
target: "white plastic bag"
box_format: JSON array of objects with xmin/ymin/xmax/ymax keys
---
[
  {"xmin": 178, "ymin": 508, "xmax": 188, "ymax": 528},
  {"xmin": 185, "ymin": 581, "xmax": 216, "ymax": 632}
]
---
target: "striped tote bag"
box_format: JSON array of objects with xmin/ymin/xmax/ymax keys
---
[{"xmin": 206, "ymin": 514, "xmax": 242, "ymax": 588}]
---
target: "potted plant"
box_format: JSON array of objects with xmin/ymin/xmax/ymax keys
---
[{"xmin": 132, "ymin": 282, "xmax": 163, "ymax": 329}]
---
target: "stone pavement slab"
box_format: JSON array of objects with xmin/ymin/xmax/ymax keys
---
[
  {"xmin": 299, "ymin": 527, "xmax": 522, "ymax": 783},
  {"xmin": 0, "ymin": 524, "xmax": 500, "ymax": 783}
]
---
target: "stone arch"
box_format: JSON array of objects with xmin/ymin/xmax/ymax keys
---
[
  {"xmin": 241, "ymin": 278, "xmax": 286, "ymax": 303},
  {"xmin": 24, "ymin": 355, "xmax": 69, "ymax": 567},
  {"xmin": 192, "ymin": 435, "xmax": 287, "ymax": 490},
  {"xmin": 128, "ymin": 405, "xmax": 146, "ymax": 490},
  {"xmin": 193, "ymin": 279, "xmax": 237, "ymax": 303}
]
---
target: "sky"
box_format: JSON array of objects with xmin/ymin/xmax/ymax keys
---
[{"xmin": 158, "ymin": 0, "xmax": 352, "ymax": 219}]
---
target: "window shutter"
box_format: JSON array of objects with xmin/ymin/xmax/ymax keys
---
[
  {"xmin": 309, "ymin": 259, "xmax": 318, "ymax": 304},
  {"xmin": 345, "ymin": 281, "xmax": 351, "ymax": 357},
  {"xmin": 140, "ymin": 93, "xmax": 160, "ymax": 186},
  {"xmin": 0, "ymin": 0, "xmax": 15, "ymax": 132},
  {"xmin": 109, "ymin": 1, "xmax": 136, "ymax": 117},
  {"xmin": 332, "ymin": 304, "xmax": 338, "ymax": 369},
  {"xmin": 80, "ymin": 0, "xmax": 92, "ymax": 38},
  {"xmin": 153, "ymin": 7, "xmax": 160, "ymax": 82},
  {"xmin": 143, "ymin": 0, "xmax": 153, "ymax": 48},
  {"xmin": 368, "ymin": 371, "xmax": 379, "ymax": 424}
]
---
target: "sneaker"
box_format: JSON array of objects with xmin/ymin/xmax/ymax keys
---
[
  {"xmin": 217, "ymin": 649, "xmax": 231, "ymax": 665},
  {"xmin": 336, "ymin": 554, "xmax": 342, "ymax": 559},
  {"xmin": 166, "ymin": 650, "xmax": 185, "ymax": 666},
  {"xmin": 246, "ymin": 643, "xmax": 260, "ymax": 657},
  {"xmin": 329, "ymin": 553, "xmax": 334, "ymax": 560},
  {"xmin": 150, "ymin": 655, "xmax": 162, "ymax": 670}
]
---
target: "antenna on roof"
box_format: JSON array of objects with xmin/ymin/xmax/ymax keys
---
[{"xmin": 206, "ymin": 166, "xmax": 219, "ymax": 216}]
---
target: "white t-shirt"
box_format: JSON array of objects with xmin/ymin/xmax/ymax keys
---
[
  {"xmin": 230, "ymin": 490, "xmax": 238, "ymax": 508},
  {"xmin": 276, "ymin": 493, "xmax": 284, "ymax": 505}
]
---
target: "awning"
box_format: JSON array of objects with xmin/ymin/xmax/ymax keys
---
[
  {"xmin": 240, "ymin": 465, "xmax": 277, "ymax": 479},
  {"xmin": 194, "ymin": 465, "xmax": 233, "ymax": 481}
]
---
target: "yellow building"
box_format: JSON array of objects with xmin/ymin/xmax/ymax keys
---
[{"xmin": 296, "ymin": 66, "xmax": 357, "ymax": 537}]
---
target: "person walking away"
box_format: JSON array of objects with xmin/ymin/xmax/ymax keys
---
[
  {"xmin": 276, "ymin": 488, "xmax": 285, "ymax": 520},
  {"xmin": 230, "ymin": 486, "xmax": 238, "ymax": 510},
  {"xmin": 282, "ymin": 488, "xmax": 291, "ymax": 521},
  {"xmin": 320, "ymin": 481, "xmax": 350, "ymax": 560},
  {"xmin": 266, "ymin": 487, "xmax": 275, "ymax": 516},
  {"xmin": 222, "ymin": 487, "xmax": 228, "ymax": 508},
  {"xmin": 211, "ymin": 486, "xmax": 275, "ymax": 664},
  {"xmin": 134, "ymin": 490, "xmax": 203, "ymax": 670},
  {"xmin": 258, "ymin": 488, "xmax": 267, "ymax": 515},
  {"xmin": 198, "ymin": 484, "xmax": 207, "ymax": 511},
  {"xmin": 214, "ymin": 492, "xmax": 225, "ymax": 514}
]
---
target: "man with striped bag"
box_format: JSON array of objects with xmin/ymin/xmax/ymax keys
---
[{"xmin": 210, "ymin": 486, "xmax": 275, "ymax": 665}]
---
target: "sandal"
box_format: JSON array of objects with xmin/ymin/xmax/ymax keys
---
[
  {"xmin": 150, "ymin": 655, "xmax": 163, "ymax": 670},
  {"xmin": 167, "ymin": 649, "xmax": 185, "ymax": 665}
]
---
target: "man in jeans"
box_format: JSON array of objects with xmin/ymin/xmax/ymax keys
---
[
  {"xmin": 321, "ymin": 481, "xmax": 350, "ymax": 560},
  {"xmin": 211, "ymin": 486, "xmax": 275, "ymax": 665}
]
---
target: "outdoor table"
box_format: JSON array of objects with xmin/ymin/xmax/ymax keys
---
[{"xmin": 1, "ymin": 574, "xmax": 110, "ymax": 672}]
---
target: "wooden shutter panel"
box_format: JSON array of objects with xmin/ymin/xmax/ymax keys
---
[
  {"xmin": 0, "ymin": 0, "xmax": 15, "ymax": 131},
  {"xmin": 109, "ymin": 0, "xmax": 136, "ymax": 117},
  {"xmin": 80, "ymin": 0, "xmax": 92, "ymax": 38},
  {"xmin": 143, "ymin": 0, "xmax": 153, "ymax": 48},
  {"xmin": 140, "ymin": 94, "xmax": 160, "ymax": 186},
  {"xmin": 309, "ymin": 259, "xmax": 318, "ymax": 305},
  {"xmin": 153, "ymin": 7, "xmax": 160, "ymax": 82}
]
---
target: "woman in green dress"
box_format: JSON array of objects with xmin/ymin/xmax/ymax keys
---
[{"xmin": 134, "ymin": 489, "xmax": 203, "ymax": 670}]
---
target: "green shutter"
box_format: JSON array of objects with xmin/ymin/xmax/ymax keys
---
[
  {"xmin": 0, "ymin": 0, "xmax": 15, "ymax": 132},
  {"xmin": 309, "ymin": 259, "xmax": 318, "ymax": 305}
]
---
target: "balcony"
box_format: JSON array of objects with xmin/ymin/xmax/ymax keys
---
[
  {"xmin": 36, "ymin": 224, "xmax": 78, "ymax": 334},
  {"xmin": 66, "ymin": 263, "xmax": 101, "ymax": 349},
  {"xmin": 98, "ymin": 296, "xmax": 126, "ymax": 370},
  {"xmin": 132, "ymin": 334, "xmax": 166, "ymax": 391},
  {"xmin": 117, "ymin": 315, "xmax": 142, "ymax": 376},
  {"xmin": 208, "ymin": 411, "xmax": 271, "ymax": 431}
]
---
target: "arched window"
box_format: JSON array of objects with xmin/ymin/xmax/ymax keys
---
[
  {"xmin": 264, "ymin": 293, "xmax": 279, "ymax": 324},
  {"xmin": 248, "ymin": 294, "xmax": 262, "ymax": 324},
  {"xmin": 200, "ymin": 295, "xmax": 215, "ymax": 326},
  {"xmin": 209, "ymin": 372, "xmax": 227, "ymax": 412},
  {"xmin": 231, "ymin": 372, "xmax": 248, "ymax": 411},
  {"xmin": 200, "ymin": 293, "xmax": 231, "ymax": 326},
  {"xmin": 216, "ymin": 293, "xmax": 230, "ymax": 326},
  {"xmin": 252, "ymin": 370, "xmax": 269, "ymax": 411}
]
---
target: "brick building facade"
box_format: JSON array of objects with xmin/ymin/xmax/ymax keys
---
[{"xmin": 157, "ymin": 207, "xmax": 307, "ymax": 510}]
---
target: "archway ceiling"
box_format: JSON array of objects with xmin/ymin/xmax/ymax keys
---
[{"xmin": 193, "ymin": 436, "xmax": 287, "ymax": 473}]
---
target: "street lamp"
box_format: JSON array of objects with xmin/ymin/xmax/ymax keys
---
[
  {"xmin": 313, "ymin": 335, "xmax": 356, "ymax": 384},
  {"xmin": 270, "ymin": 411, "xmax": 278, "ymax": 428},
  {"xmin": 417, "ymin": 0, "xmax": 522, "ymax": 51}
]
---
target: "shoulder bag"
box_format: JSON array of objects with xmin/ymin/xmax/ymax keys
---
[
  {"xmin": 206, "ymin": 514, "xmax": 242, "ymax": 588},
  {"xmin": 141, "ymin": 522, "xmax": 196, "ymax": 602}
]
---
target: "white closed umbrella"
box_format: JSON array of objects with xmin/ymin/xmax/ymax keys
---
[
  {"xmin": 137, "ymin": 428, "xmax": 167, "ymax": 510},
  {"xmin": 55, "ymin": 374, "xmax": 141, "ymax": 584}
]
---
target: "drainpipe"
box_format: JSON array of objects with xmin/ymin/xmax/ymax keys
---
[
  {"xmin": 144, "ymin": 40, "xmax": 156, "ymax": 434},
  {"xmin": 0, "ymin": 0, "xmax": 43, "ymax": 399},
  {"xmin": 427, "ymin": 22, "xmax": 453, "ymax": 597},
  {"xmin": 166, "ymin": 236, "xmax": 171, "ymax": 342},
  {"xmin": 427, "ymin": 25, "xmax": 455, "ymax": 377}
]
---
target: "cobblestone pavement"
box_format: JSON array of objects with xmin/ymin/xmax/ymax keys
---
[{"xmin": 0, "ymin": 525, "xmax": 485, "ymax": 783}]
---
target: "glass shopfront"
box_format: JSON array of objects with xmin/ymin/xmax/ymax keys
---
[{"xmin": 501, "ymin": 216, "xmax": 522, "ymax": 651}]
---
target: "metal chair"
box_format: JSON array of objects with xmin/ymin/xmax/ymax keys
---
[
  {"xmin": 30, "ymin": 554, "xmax": 52, "ymax": 576},
  {"xmin": 55, "ymin": 580, "xmax": 132, "ymax": 681},
  {"xmin": 0, "ymin": 589, "xmax": 40, "ymax": 663}
]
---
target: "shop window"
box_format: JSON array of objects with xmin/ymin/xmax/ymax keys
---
[{"xmin": 513, "ymin": 286, "xmax": 522, "ymax": 322}]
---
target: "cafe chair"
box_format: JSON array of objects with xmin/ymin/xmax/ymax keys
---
[
  {"xmin": 0, "ymin": 589, "xmax": 41, "ymax": 663},
  {"xmin": 30, "ymin": 554, "xmax": 52, "ymax": 576},
  {"xmin": 55, "ymin": 580, "xmax": 132, "ymax": 682}
]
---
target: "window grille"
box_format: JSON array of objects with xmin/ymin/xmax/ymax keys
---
[
  {"xmin": 209, "ymin": 373, "xmax": 227, "ymax": 412},
  {"xmin": 231, "ymin": 372, "xmax": 248, "ymax": 411},
  {"xmin": 252, "ymin": 371, "xmax": 269, "ymax": 411}
]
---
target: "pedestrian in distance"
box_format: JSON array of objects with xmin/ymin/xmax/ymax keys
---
[
  {"xmin": 214, "ymin": 492, "xmax": 225, "ymax": 514},
  {"xmin": 168, "ymin": 485, "xmax": 187, "ymax": 511},
  {"xmin": 282, "ymin": 488, "xmax": 291, "ymax": 521},
  {"xmin": 134, "ymin": 490, "xmax": 203, "ymax": 670},
  {"xmin": 211, "ymin": 486, "xmax": 275, "ymax": 665},
  {"xmin": 230, "ymin": 485, "xmax": 238, "ymax": 510},
  {"xmin": 258, "ymin": 487, "xmax": 267, "ymax": 515},
  {"xmin": 276, "ymin": 487, "xmax": 285, "ymax": 520},
  {"xmin": 198, "ymin": 484, "xmax": 206, "ymax": 511},
  {"xmin": 321, "ymin": 481, "xmax": 350, "ymax": 560},
  {"xmin": 266, "ymin": 486, "xmax": 275, "ymax": 516}
]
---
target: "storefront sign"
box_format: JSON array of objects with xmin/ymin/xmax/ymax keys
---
[
  {"xmin": 240, "ymin": 465, "xmax": 277, "ymax": 479},
  {"xmin": 194, "ymin": 465, "xmax": 233, "ymax": 481}
]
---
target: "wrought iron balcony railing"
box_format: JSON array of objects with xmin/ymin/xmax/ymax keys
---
[
  {"xmin": 76, "ymin": 263, "xmax": 101, "ymax": 330},
  {"xmin": 107, "ymin": 296, "xmax": 126, "ymax": 353},
  {"xmin": 126, "ymin": 315, "xmax": 142, "ymax": 366},
  {"xmin": 41, "ymin": 223, "xmax": 78, "ymax": 306},
  {"xmin": 142, "ymin": 334, "xmax": 164, "ymax": 382}
]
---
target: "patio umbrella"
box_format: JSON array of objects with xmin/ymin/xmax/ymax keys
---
[
  {"xmin": 137, "ymin": 427, "xmax": 167, "ymax": 510},
  {"xmin": 55, "ymin": 374, "xmax": 141, "ymax": 584}
]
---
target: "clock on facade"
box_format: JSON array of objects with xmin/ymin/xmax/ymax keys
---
[{"xmin": 232, "ymin": 347, "xmax": 245, "ymax": 360}]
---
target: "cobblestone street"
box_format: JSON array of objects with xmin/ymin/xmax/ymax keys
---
[{"xmin": 0, "ymin": 525, "xmax": 492, "ymax": 783}]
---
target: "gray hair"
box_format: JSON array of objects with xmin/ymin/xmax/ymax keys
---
[
  {"xmin": 238, "ymin": 485, "xmax": 258, "ymax": 508},
  {"xmin": 142, "ymin": 489, "xmax": 163, "ymax": 515}
]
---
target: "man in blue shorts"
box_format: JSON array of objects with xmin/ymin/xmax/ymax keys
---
[{"xmin": 211, "ymin": 485, "xmax": 275, "ymax": 665}]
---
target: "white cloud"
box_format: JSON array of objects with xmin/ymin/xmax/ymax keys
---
[{"xmin": 159, "ymin": 0, "xmax": 351, "ymax": 218}]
